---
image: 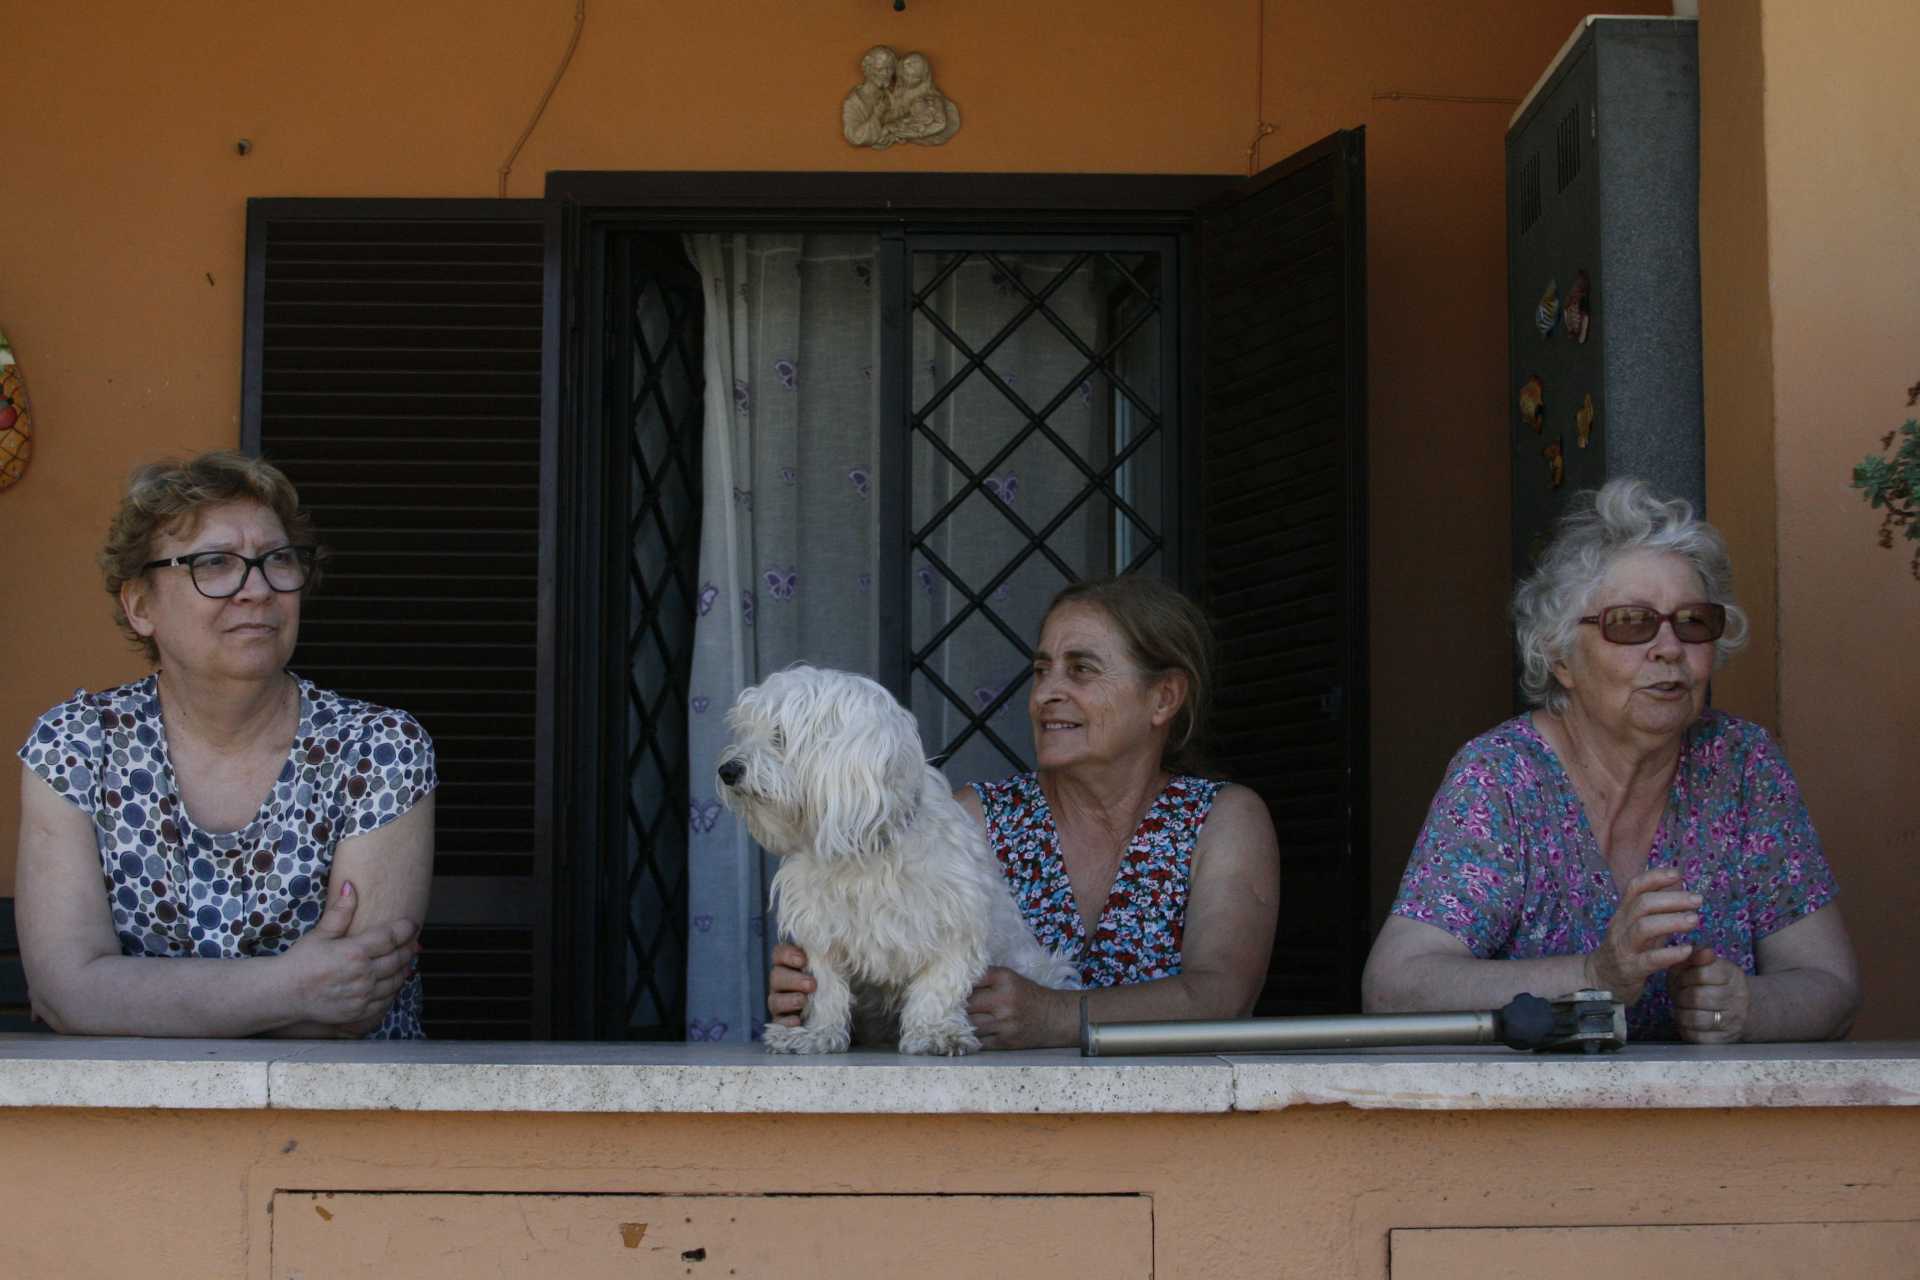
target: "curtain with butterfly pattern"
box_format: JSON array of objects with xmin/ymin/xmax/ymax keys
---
[
  {"xmin": 682, "ymin": 233, "xmax": 884, "ymax": 1042},
  {"xmin": 679, "ymin": 237, "xmax": 1111, "ymax": 1043}
]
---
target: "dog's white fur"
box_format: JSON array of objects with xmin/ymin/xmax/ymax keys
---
[{"xmin": 718, "ymin": 665, "xmax": 1080, "ymax": 1055}]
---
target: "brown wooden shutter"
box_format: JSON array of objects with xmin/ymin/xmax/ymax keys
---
[
  {"xmin": 1198, "ymin": 131, "xmax": 1370, "ymax": 1015},
  {"xmin": 0, "ymin": 900, "xmax": 30, "ymax": 1031},
  {"xmin": 242, "ymin": 200, "xmax": 548, "ymax": 1038}
]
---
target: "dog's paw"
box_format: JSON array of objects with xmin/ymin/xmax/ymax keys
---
[
  {"xmin": 1044, "ymin": 951, "xmax": 1084, "ymax": 991},
  {"xmin": 761, "ymin": 1021, "xmax": 852, "ymax": 1055},
  {"xmin": 897, "ymin": 1019, "xmax": 980, "ymax": 1057}
]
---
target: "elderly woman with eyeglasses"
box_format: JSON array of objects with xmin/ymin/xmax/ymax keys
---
[
  {"xmin": 1363, "ymin": 479, "xmax": 1859, "ymax": 1042},
  {"xmin": 15, "ymin": 452, "xmax": 434, "ymax": 1038}
]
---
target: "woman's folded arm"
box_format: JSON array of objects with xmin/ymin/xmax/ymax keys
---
[{"xmin": 17, "ymin": 767, "xmax": 428, "ymax": 1038}]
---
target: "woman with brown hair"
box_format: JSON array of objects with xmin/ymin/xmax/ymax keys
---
[
  {"xmin": 16, "ymin": 451, "xmax": 434, "ymax": 1037},
  {"xmin": 769, "ymin": 575, "xmax": 1281, "ymax": 1048}
]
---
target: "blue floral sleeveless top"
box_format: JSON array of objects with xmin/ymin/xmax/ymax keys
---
[
  {"xmin": 972, "ymin": 772, "xmax": 1222, "ymax": 987},
  {"xmin": 18, "ymin": 673, "xmax": 436, "ymax": 1039}
]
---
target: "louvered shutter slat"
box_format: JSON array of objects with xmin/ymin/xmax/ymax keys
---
[
  {"xmin": 248, "ymin": 203, "xmax": 547, "ymax": 1039},
  {"xmin": 1200, "ymin": 132, "xmax": 1370, "ymax": 1018}
]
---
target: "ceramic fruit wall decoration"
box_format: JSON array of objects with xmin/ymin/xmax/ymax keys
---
[{"xmin": 0, "ymin": 328, "xmax": 31, "ymax": 492}]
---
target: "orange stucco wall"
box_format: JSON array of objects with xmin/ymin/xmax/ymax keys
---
[
  {"xmin": 1697, "ymin": 0, "xmax": 1778, "ymax": 731},
  {"xmin": 1698, "ymin": 0, "xmax": 1920, "ymax": 1040},
  {"xmin": 0, "ymin": 1104, "xmax": 1913, "ymax": 1278},
  {"xmin": 0, "ymin": 4, "xmax": 1661, "ymax": 948}
]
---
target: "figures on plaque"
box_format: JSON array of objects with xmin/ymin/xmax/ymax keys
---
[{"xmin": 843, "ymin": 45, "xmax": 961, "ymax": 149}]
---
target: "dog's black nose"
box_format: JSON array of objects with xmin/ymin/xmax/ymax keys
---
[{"xmin": 718, "ymin": 759, "xmax": 745, "ymax": 787}]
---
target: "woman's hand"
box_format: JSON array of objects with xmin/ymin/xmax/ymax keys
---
[
  {"xmin": 1669, "ymin": 946, "xmax": 1750, "ymax": 1042},
  {"xmin": 768, "ymin": 942, "xmax": 815, "ymax": 1028},
  {"xmin": 279, "ymin": 879, "xmax": 419, "ymax": 1031},
  {"xmin": 1583, "ymin": 867, "xmax": 1701, "ymax": 1006},
  {"xmin": 966, "ymin": 966, "xmax": 1076, "ymax": 1049}
]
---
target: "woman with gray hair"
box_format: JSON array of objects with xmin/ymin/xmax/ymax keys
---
[{"xmin": 1363, "ymin": 478, "xmax": 1858, "ymax": 1041}]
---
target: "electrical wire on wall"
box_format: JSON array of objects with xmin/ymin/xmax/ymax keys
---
[
  {"xmin": 1371, "ymin": 91, "xmax": 1520, "ymax": 107},
  {"xmin": 1247, "ymin": 0, "xmax": 1275, "ymax": 175},
  {"xmin": 498, "ymin": 0, "xmax": 588, "ymax": 197},
  {"xmin": 1243, "ymin": 0, "xmax": 1520, "ymax": 175}
]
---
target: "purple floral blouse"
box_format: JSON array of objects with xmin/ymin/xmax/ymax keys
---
[
  {"xmin": 973, "ymin": 772, "xmax": 1222, "ymax": 987},
  {"xmin": 1389, "ymin": 710, "xmax": 1837, "ymax": 1039},
  {"xmin": 17, "ymin": 674, "xmax": 436, "ymax": 1039}
]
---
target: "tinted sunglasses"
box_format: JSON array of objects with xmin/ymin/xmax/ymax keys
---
[{"xmin": 1579, "ymin": 602, "xmax": 1727, "ymax": 645}]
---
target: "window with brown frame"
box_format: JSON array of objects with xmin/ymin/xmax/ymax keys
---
[{"xmin": 242, "ymin": 137, "xmax": 1368, "ymax": 1041}]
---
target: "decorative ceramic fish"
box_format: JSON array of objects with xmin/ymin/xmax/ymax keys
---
[
  {"xmin": 1518, "ymin": 375, "xmax": 1547, "ymax": 433},
  {"xmin": 1543, "ymin": 437, "xmax": 1565, "ymax": 489},
  {"xmin": 0, "ymin": 329, "xmax": 32, "ymax": 492},
  {"xmin": 1534, "ymin": 280, "xmax": 1560, "ymax": 337},
  {"xmin": 1576, "ymin": 393, "xmax": 1597, "ymax": 448},
  {"xmin": 1563, "ymin": 270, "xmax": 1591, "ymax": 344}
]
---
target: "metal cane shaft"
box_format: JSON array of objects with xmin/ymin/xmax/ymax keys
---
[{"xmin": 1083, "ymin": 1011, "xmax": 1500, "ymax": 1056}]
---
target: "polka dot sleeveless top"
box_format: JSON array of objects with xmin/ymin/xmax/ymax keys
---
[
  {"xmin": 17, "ymin": 674, "xmax": 436, "ymax": 1039},
  {"xmin": 972, "ymin": 772, "xmax": 1221, "ymax": 987}
]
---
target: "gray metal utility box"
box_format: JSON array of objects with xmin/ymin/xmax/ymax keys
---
[{"xmin": 1506, "ymin": 16, "xmax": 1702, "ymax": 583}]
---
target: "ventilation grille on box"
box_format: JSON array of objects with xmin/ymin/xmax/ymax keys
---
[
  {"xmin": 1519, "ymin": 152, "xmax": 1543, "ymax": 234},
  {"xmin": 1556, "ymin": 104, "xmax": 1583, "ymax": 191}
]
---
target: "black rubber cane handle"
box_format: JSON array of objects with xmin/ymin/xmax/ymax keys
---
[{"xmin": 1494, "ymin": 993, "xmax": 1557, "ymax": 1050}]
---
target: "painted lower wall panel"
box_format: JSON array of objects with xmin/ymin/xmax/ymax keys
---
[
  {"xmin": 271, "ymin": 1192, "xmax": 1152, "ymax": 1279},
  {"xmin": 1391, "ymin": 1221, "xmax": 1920, "ymax": 1279}
]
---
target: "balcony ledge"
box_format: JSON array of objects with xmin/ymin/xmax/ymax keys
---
[{"xmin": 3, "ymin": 1035, "xmax": 1917, "ymax": 1115}]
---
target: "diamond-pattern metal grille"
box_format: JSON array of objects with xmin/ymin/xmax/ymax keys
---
[
  {"xmin": 613, "ymin": 260, "xmax": 703, "ymax": 1039},
  {"xmin": 907, "ymin": 247, "xmax": 1170, "ymax": 783}
]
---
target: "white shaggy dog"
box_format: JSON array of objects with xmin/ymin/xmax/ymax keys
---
[{"xmin": 717, "ymin": 665, "xmax": 1080, "ymax": 1055}]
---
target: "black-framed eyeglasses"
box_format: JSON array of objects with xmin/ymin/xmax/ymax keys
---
[
  {"xmin": 1579, "ymin": 602, "xmax": 1727, "ymax": 645},
  {"xmin": 141, "ymin": 545, "xmax": 317, "ymax": 600}
]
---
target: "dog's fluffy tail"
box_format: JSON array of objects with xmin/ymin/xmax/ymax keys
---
[
  {"xmin": 987, "ymin": 886, "xmax": 1083, "ymax": 991},
  {"xmin": 1010, "ymin": 944, "xmax": 1084, "ymax": 991}
]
